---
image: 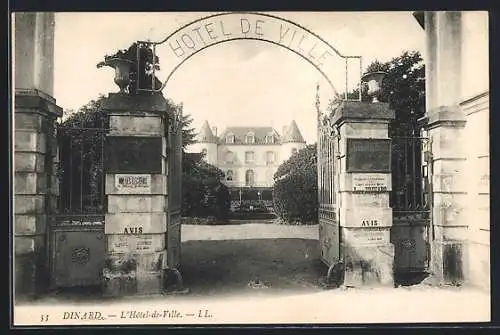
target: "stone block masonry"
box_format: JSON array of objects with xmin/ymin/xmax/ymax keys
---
[
  {"xmin": 102, "ymin": 93, "xmax": 170, "ymax": 297},
  {"xmin": 332, "ymin": 100, "xmax": 396, "ymax": 288},
  {"xmin": 14, "ymin": 89, "xmax": 62, "ymax": 298}
]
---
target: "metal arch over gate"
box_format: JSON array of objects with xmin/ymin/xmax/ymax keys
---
[{"xmin": 135, "ymin": 12, "xmax": 362, "ymax": 100}]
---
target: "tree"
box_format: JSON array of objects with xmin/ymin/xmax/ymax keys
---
[
  {"xmin": 57, "ymin": 96, "xmax": 108, "ymax": 212},
  {"xmin": 342, "ymin": 50, "xmax": 425, "ymax": 136},
  {"xmin": 273, "ymin": 144, "xmax": 318, "ymax": 224},
  {"xmin": 57, "ymin": 94, "xmax": 228, "ymax": 217},
  {"xmin": 274, "ymin": 143, "xmax": 317, "ymax": 180},
  {"xmin": 342, "ymin": 50, "xmax": 427, "ymax": 209},
  {"xmin": 165, "ymin": 99, "xmax": 197, "ymax": 149}
]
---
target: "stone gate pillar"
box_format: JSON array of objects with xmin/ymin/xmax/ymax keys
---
[
  {"xmin": 421, "ymin": 11, "xmax": 469, "ymax": 286},
  {"xmin": 15, "ymin": 90, "xmax": 62, "ymax": 298},
  {"xmin": 331, "ymin": 100, "xmax": 395, "ymax": 287},
  {"xmin": 14, "ymin": 13, "xmax": 62, "ymax": 299},
  {"xmin": 102, "ymin": 93, "xmax": 169, "ymax": 296}
]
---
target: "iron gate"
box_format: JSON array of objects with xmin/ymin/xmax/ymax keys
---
[
  {"xmin": 390, "ymin": 132, "xmax": 433, "ymax": 274},
  {"xmin": 49, "ymin": 124, "xmax": 108, "ymax": 288},
  {"xmin": 318, "ymin": 119, "xmax": 340, "ymax": 270},
  {"xmin": 166, "ymin": 108, "xmax": 183, "ymax": 270}
]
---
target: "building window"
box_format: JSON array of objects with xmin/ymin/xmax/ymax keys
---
[
  {"xmin": 265, "ymin": 169, "xmax": 274, "ymax": 185},
  {"xmin": 226, "ymin": 170, "xmax": 233, "ymax": 181},
  {"xmin": 245, "ymin": 132, "xmax": 255, "ymax": 144},
  {"xmin": 245, "ymin": 151, "xmax": 255, "ymax": 164},
  {"xmin": 265, "ymin": 135, "xmax": 274, "ymax": 144},
  {"xmin": 226, "ymin": 134, "xmax": 235, "ymax": 144},
  {"xmin": 245, "ymin": 170, "xmax": 255, "ymax": 186},
  {"xmin": 266, "ymin": 151, "xmax": 275, "ymax": 165},
  {"xmin": 225, "ymin": 151, "xmax": 234, "ymax": 164},
  {"xmin": 291, "ymin": 148, "xmax": 298, "ymax": 155}
]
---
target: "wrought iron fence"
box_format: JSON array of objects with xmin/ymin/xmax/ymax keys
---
[
  {"xmin": 390, "ymin": 134, "xmax": 432, "ymax": 273},
  {"xmin": 55, "ymin": 126, "xmax": 109, "ymax": 218},
  {"xmin": 390, "ymin": 136, "xmax": 431, "ymax": 217}
]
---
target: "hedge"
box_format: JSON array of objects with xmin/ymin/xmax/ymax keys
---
[{"xmin": 272, "ymin": 170, "xmax": 318, "ymax": 224}]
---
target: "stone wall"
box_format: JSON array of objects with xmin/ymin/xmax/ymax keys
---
[{"xmin": 461, "ymin": 92, "xmax": 490, "ymax": 290}]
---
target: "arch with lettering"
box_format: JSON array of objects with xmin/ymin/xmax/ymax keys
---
[{"xmin": 143, "ymin": 12, "xmax": 362, "ymax": 97}]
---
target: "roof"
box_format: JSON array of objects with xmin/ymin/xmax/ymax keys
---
[
  {"xmin": 197, "ymin": 120, "xmax": 217, "ymax": 143},
  {"xmin": 281, "ymin": 120, "xmax": 305, "ymax": 143},
  {"xmin": 218, "ymin": 126, "xmax": 280, "ymax": 145}
]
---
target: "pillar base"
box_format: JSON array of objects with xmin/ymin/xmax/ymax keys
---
[
  {"xmin": 341, "ymin": 228, "xmax": 395, "ymax": 288},
  {"xmin": 14, "ymin": 243, "xmax": 50, "ymax": 300},
  {"xmin": 102, "ymin": 270, "xmax": 165, "ymax": 297},
  {"xmin": 102, "ymin": 251, "xmax": 166, "ymax": 297},
  {"xmin": 426, "ymin": 238, "xmax": 467, "ymax": 287}
]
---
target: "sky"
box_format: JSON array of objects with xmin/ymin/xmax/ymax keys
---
[{"xmin": 53, "ymin": 12, "xmax": 424, "ymax": 144}]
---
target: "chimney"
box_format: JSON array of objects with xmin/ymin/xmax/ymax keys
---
[
  {"xmin": 282, "ymin": 126, "xmax": 288, "ymax": 136},
  {"xmin": 212, "ymin": 126, "xmax": 217, "ymax": 136}
]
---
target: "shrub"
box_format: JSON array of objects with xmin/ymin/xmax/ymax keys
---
[
  {"xmin": 273, "ymin": 144, "xmax": 318, "ymax": 224},
  {"xmin": 273, "ymin": 171, "xmax": 318, "ymax": 224},
  {"xmin": 182, "ymin": 152, "xmax": 231, "ymax": 219}
]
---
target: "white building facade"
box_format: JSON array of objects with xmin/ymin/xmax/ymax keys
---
[{"xmin": 190, "ymin": 120, "xmax": 306, "ymax": 192}]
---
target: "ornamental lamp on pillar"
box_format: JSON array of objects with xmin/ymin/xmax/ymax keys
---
[{"xmin": 361, "ymin": 71, "xmax": 387, "ymax": 103}]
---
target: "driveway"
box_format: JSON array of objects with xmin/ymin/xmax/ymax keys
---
[{"xmin": 180, "ymin": 223, "xmax": 323, "ymax": 297}]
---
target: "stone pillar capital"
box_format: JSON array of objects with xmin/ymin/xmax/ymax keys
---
[
  {"xmin": 15, "ymin": 89, "xmax": 63, "ymax": 119},
  {"xmin": 103, "ymin": 92, "xmax": 168, "ymax": 116},
  {"xmin": 423, "ymin": 105, "xmax": 466, "ymax": 130},
  {"xmin": 330, "ymin": 101, "xmax": 395, "ymax": 127}
]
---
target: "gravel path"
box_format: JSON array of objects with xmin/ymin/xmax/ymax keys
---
[{"xmin": 181, "ymin": 223, "xmax": 319, "ymax": 241}]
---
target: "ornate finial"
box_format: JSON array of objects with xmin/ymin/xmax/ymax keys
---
[
  {"xmin": 315, "ymin": 83, "xmax": 322, "ymax": 126},
  {"xmin": 97, "ymin": 48, "xmax": 134, "ymax": 93},
  {"xmin": 361, "ymin": 71, "xmax": 387, "ymax": 103},
  {"xmin": 97, "ymin": 41, "xmax": 162, "ymax": 95}
]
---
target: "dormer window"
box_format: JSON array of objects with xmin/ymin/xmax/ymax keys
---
[
  {"xmin": 245, "ymin": 132, "xmax": 255, "ymax": 144},
  {"xmin": 226, "ymin": 134, "xmax": 235, "ymax": 144},
  {"xmin": 265, "ymin": 135, "xmax": 274, "ymax": 144}
]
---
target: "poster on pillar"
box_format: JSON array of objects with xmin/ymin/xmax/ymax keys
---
[{"xmin": 114, "ymin": 174, "xmax": 152, "ymax": 193}]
